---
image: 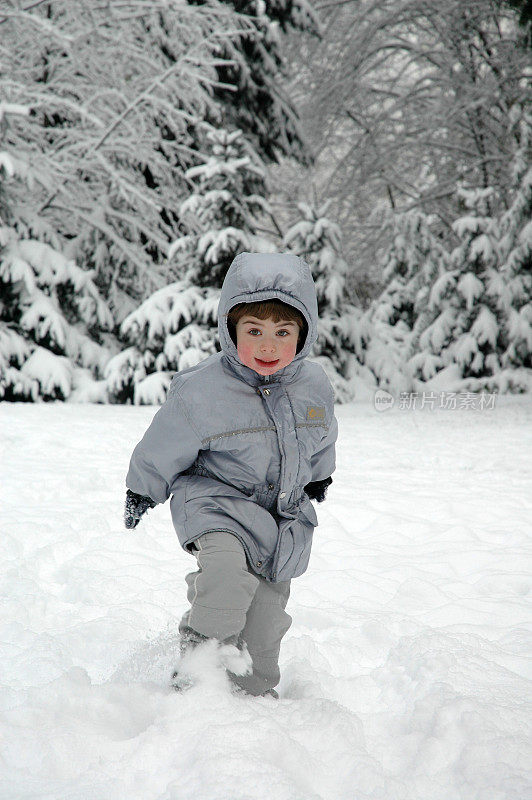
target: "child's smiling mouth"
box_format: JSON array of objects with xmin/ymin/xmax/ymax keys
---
[{"xmin": 255, "ymin": 357, "xmax": 279, "ymax": 367}]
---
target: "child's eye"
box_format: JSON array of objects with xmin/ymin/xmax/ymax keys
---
[{"xmin": 246, "ymin": 328, "xmax": 292, "ymax": 336}]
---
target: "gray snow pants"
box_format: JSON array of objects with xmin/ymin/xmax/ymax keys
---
[{"xmin": 179, "ymin": 531, "xmax": 292, "ymax": 695}]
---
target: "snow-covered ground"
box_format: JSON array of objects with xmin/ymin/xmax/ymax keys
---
[{"xmin": 1, "ymin": 397, "xmax": 531, "ymax": 800}]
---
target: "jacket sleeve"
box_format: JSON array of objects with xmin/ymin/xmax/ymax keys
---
[
  {"xmin": 311, "ymin": 411, "xmax": 338, "ymax": 482},
  {"xmin": 125, "ymin": 391, "xmax": 202, "ymax": 505}
]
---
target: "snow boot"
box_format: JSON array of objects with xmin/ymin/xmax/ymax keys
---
[
  {"xmin": 231, "ymin": 684, "xmax": 279, "ymax": 699},
  {"xmin": 171, "ymin": 626, "xmax": 209, "ymax": 690},
  {"xmin": 262, "ymin": 688, "xmax": 279, "ymax": 699},
  {"xmin": 171, "ymin": 626, "xmax": 252, "ymax": 691}
]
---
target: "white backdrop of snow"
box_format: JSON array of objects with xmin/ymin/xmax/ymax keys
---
[{"xmin": 1, "ymin": 398, "xmax": 531, "ymax": 799}]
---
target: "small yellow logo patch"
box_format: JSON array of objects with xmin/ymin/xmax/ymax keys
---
[{"xmin": 306, "ymin": 405, "xmax": 325, "ymax": 421}]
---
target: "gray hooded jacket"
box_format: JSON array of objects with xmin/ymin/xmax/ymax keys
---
[{"xmin": 126, "ymin": 251, "xmax": 338, "ymax": 582}]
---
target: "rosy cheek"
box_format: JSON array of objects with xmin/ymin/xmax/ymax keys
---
[
  {"xmin": 281, "ymin": 340, "xmax": 297, "ymax": 360},
  {"xmin": 237, "ymin": 340, "xmax": 254, "ymax": 364}
]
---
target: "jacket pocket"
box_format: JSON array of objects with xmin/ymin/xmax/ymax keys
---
[
  {"xmin": 272, "ymin": 500, "xmax": 317, "ymax": 582},
  {"xmin": 170, "ymin": 474, "xmax": 278, "ymax": 570},
  {"xmin": 182, "ymin": 475, "xmax": 259, "ymax": 529},
  {"xmin": 299, "ymin": 495, "xmax": 318, "ymax": 527}
]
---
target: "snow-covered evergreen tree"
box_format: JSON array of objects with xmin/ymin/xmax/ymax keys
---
[
  {"xmin": 0, "ymin": 105, "xmax": 114, "ymax": 401},
  {"xmin": 105, "ymin": 124, "xmax": 276, "ymax": 403},
  {"xmin": 437, "ymin": 109, "xmax": 532, "ymax": 393},
  {"xmin": 492, "ymin": 109, "xmax": 532, "ymax": 385},
  {"xmin": 1, "ymin": 1, "xmax": 249, "ymax": 327},
  {"xmin": 2, "ymin": 1, "xmax": 321, "ymax": 404},
  {"xmin": 414, "ymin": 187, "xmax": 502, "ymax": 387},
  {"xmin": 170, "ymin": 125, "xmax": 272, "ymax": 287},
  {"xmin": 369, "ymin": 107, "xmax": 532, "ymax": 394},
  {"xmin": 209, "ymin": 0, "xmax": 321, "ymax": 165},
  {"xmin": 283, "ymin": 199, "xmax": 385, "ymax": 400},
  {"xmin": 369, "ymin": 208, "xmax": 451, "ymax": 386},
  {"xmin": 104, "ymin": 281, "xmax": 219, "ymax": 405}
]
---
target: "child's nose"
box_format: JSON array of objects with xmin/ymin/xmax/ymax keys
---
[{"xmin": 260, "ymin": 338, "xmax": 276, "ymax": 352}]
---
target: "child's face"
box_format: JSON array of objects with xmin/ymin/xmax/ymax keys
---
[{"xmin": 235, "ymin": 315, "xmax": 300, "ymax": 376}]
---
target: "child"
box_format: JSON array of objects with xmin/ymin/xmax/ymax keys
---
[{"xmin": 124, "ymin": 251, "xmax": 338, "ymax": 697}]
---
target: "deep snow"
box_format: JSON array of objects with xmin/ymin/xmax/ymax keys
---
[{"xmin": 1, "ymin": 397, "xmax": 531, "ymax": 800}]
